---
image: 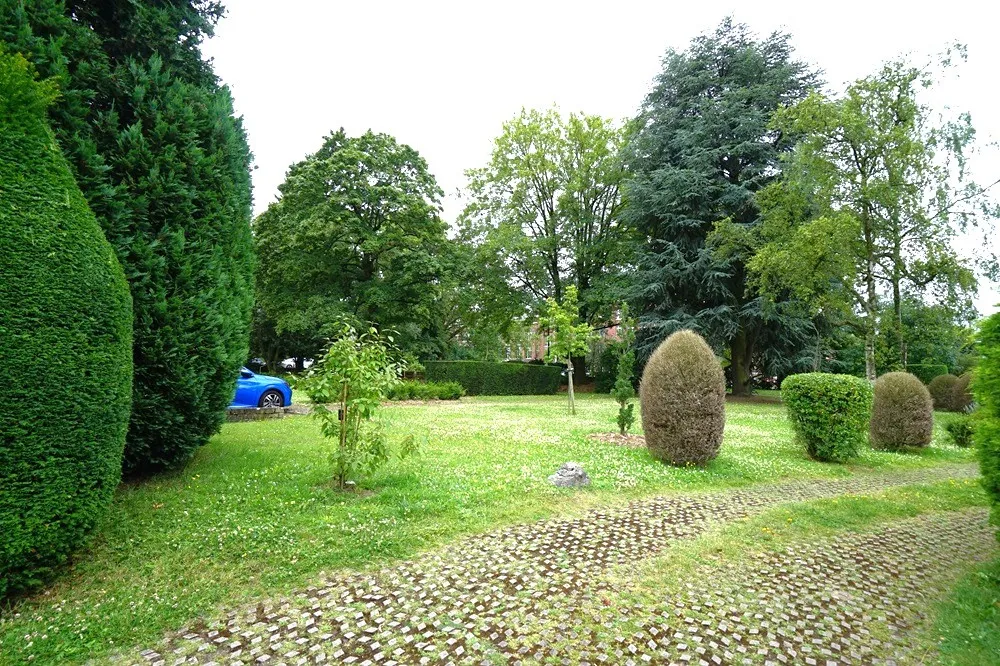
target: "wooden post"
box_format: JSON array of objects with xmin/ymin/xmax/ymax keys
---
[{"xmin": 567, "ymin": 363, "xmax": 576, "ymax": 415}]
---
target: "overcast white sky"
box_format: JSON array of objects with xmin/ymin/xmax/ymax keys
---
[{"xmin": 203, "ymin": 0, "xmax": 1000, "ymax": 314}]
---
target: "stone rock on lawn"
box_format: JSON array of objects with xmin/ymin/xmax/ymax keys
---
[{"xmin": 548, "ymin": 462, "xmax": 590, "ymax": 487}]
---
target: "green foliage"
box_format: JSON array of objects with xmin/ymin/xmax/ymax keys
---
[
  {"xmin": 781, "ymin": 373, "xmax": 873, "ymax": 462},
  {"xmin": 751, "ymin": 52, "xmax": 986, "ymax": 380},
  {"xmin": 386, "ymin": 381, "xmax": 465, "ymax": 401},
  {"xmin": 2, "ymin": 2, "xmax": 255, "ymax": 476},
  {"xmin": 254, "ymin": 129, "xmax": 447, "ymax": 361},
  {"xmin": 945, "ymin": 415, "xmax": 975, "ymax": 448},
  {"xmin": 623, "ymin": 18, "xmax": 818, "ymax": 394},
  {"xmin": 929, "ymin": 374, "xmax": 961, "ymax": 411},
  {"xmin": 869, "ymin": 372, "xmax": 933, "ymax": 450},
  {"xmin": 425, "ymin": 361, "xmax": 563, "ymax": 396},
  {"xmin": 610, "ymin": 305, "xmax": 637, "ymax": 435},
  {"xmin": 907, "ymin": 363, "xmax": 950, "ymax": 385},
  {"xmin": 0, "ymin": 50, "xmax": 132, "ymax": 597},
  {"xmin": 973, "ymin": 311, "xmax": 1000, "ymax": 538},
  {"xmin": 639, "ymin": 330, "xmax": 726, "ymax": 466},
  {"xmin": 303, "ymin": 324, "xmax": 415, "ymax": 489},
  {"xmin": 460, "ymin": 107, "xmax": 627, "ymax": 325}
]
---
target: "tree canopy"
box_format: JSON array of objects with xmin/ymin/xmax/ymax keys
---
[
  {"xmin": 748, "ymin": 52, "xmax": 990, "ymax": 379},
  {"xmin": 254, "ymin": 129, "xmax": 448, "ymax": 361}
]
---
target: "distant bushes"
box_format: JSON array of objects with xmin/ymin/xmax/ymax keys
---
[
  {"xmin": 869, "ymin": 372, "xmax": 933, "ymax": 450},
  {"xmin": 639, "ymin": 330, "xmax": 726, "ymax": 466},
  {"xmin": 952, "ymin": 373, "xmax": 974, "ymax": 412},
  {"xmin": 929, "ymin": 374, "xmax": 960, "ymax": 410},
  {"xmin": 425, "ymin": 361, "xmax": 562, "ymax": 396},
  {"xmin": 782, "ymin": 373, "xmax": 873, "ymax": 463},
  {"xmin": 907, "ymin": 363, "xmax": 950, "ymax": 385},
  {"xmin": 974, "ymin": 312, "xmax": 1000, "ymax": 538},
  {"xmin": 387, "ymin": 380, "xmax": 465, "ymax": 401}
]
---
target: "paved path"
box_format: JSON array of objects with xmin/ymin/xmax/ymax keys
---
[{"xmin": 133, "ymin": 465, "xmax": 988, "ymax": 666}]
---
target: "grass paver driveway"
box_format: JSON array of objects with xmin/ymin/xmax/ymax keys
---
[{"xmin": 127, "ymin": 464, "xmax": 988, "ymax": 666}]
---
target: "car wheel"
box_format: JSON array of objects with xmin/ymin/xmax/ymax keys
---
[{"xmin": 258, "ymin": 389, "xmax": 285, "ymax": 409}]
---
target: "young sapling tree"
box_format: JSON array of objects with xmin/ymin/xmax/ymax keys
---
[
  {"xmin": 304, "ymin": 324, "xmax": 415, "ymax": 490},
  {"xmin": 540, "ymin": 286, "xmax": 595, "ymax": 414},
  {"xmin": 611, "ymin": 305, "xmax": 638, "ymax": 434}
]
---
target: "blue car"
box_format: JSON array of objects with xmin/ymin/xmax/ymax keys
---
[{"xmin": 230, "ymin": 367, "xmax": 292, "ymax": 409}]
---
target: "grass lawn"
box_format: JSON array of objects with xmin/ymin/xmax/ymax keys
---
[
  {"xmin": 0, "ymin": 394, "xmax": 976, "ymax": 665},
  {"xmin": 932, "ymin": 555, "xmax": 1000, "ymax": 665}
]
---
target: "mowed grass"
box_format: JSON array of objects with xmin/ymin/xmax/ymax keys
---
[{"xmin": 0, "ymin": 394, "xmax": 975, "ymax": 664}]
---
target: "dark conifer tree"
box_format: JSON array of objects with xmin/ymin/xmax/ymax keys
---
[
  {"xmin": 1, "ymin": 0, "xmax": 254, "ymax": 473},
  {"xmin": 622, "ymin": 18, "xmax": 818, "ymax": 393}
]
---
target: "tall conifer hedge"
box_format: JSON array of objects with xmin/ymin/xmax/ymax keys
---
[
  {"xmin": 0, "ymin": 51, "xmax": 132, "ymax": 596},
  {"xmin": 1, "ymin": 1, "xmax": 254, "ymax": 474}
]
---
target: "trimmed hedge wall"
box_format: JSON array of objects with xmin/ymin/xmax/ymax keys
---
[
  {"xmin": 387, "ymin": 380, "xmax": 465, "ymax": 401},
  {"xmin": 974, "ymin": 312, "xmax": 1000, "ymax": 540},
  {"xmin": 425, "ymin": 361, "xmax": 562, "ymax": 396},
  {"xmin": 0, "ymin": 52, "xmax": 133, "ymax": 597},
  {"xmin": 781, "ymin": 373, "xmax": 873, "ymax": 463}
]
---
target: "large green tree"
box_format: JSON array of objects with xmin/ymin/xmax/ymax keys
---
[
  {"xmin": 460, "ymin": 107, "xmax": 628, "ymax": 325},
  {"xmin": 254, "ymin": 129, "xmax": 448, "ymax": 359},
  {"xmin": 749, "ymin": 53, "xmax": 989, "ymax": 380},
  {"xmin": 622, "ymin": 18, "xmax": 818, "ymax": 394},
  {"xmin": 1, "ymin": 0, "xmax": 254, "ymax": 475}
]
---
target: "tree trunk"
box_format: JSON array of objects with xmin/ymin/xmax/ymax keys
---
[
  {"xmin": 567, "ymin": 365, "xmax": 576, "ymax": 415},
  {"xmin": 729, "ymin": 329, "xmax": 752, "ymax": 396}
]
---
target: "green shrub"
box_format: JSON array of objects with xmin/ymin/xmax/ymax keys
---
[
  {"xmin": 945, "ymin": 416, "xmax": 975, "ymax": 448},
  {"xmin": 929, "ymin": 373, "xmax": 960, "ymax": 410},
  {"xmin": 0, "ymin": 52, "xmax": 132, "ymax": 597},
  {"xmin": 952, "ymin": 373, "xmax": 974, "ymax": 413},
  {"xmin": 906, "ymin": 363, "xmax": 950, "ymax": 385},
  {"xmin": 425, "ymin": 361, "xmax": 563, "ymax": 396},
  {"xmin": 782, "ymin": 373, "xmax": 873, "ymax": 463},
  {"xmin": 639, "ymin": 330, "xmax": 726, "ymax": 466},
  {"xmin": 386, "ymin": 381, "xmax": 465, "ymax": 401},
  {"xmin": 869, "ymin": 372, "xmax": 933, "ymax": 450},
  {"xmin": 974, "ymin": 312, "xmax": 1000, "ymax": 538}
]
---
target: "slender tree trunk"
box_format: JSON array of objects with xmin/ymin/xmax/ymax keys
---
[
  {"xmin": 338, "ymin": 382, "xmax": 348, "ymax": 490},
  {"xmin": 729, "ymin": 329, "xmax": 752, "ymax": 396},
  {"xmin": 567, "ymin": 364, "xmax": 576, "ymax": 415}
]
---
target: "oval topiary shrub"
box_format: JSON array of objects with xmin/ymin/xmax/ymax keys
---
[
  {"xmin": 639, "ymin": 330, "xmax": 725, "ymax": 466},
  {"xmin": 781, "ymin": 373, "xmax": 873, "ymax": 463},
  {"xmin": 951, "ymin": 373, "xmax": 974, "ymax": 413},
  {"xmin": 0, "ymin": 52, "xmax": 133, "ymax": 597},
  {"xmin": 928, "ymin": 373, "xmax": 960, "ymax": 410},
  {"xmin": 869, "ymin": 372, "xmax": 933, "ymax": 450}
]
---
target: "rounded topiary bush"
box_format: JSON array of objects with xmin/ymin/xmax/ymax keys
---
[
  {"xmin": 639, "ymin": 330, "xmax": 725, "ymax": 466},
  {"xmin": 869, "ymin": 372, "xmax": 933, "ymax": 450},
  {"xmin": 928, "ymin": 373, "xmax": 960, "ymax": 410},
  {"xmin": 781, "ymin": 373, "xmax": 873, "ymax": 463},
  {"xmin": 0, "ymin": 52, "xmax": 133, "ymax": 597},
  {"xmin": 951, "ymin": 373, "xmax": 974, "ymax": 413}
]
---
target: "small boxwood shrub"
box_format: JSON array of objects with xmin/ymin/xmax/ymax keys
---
[
  {"xmin": 0, "ymin": 52, "xmax": 133, "ymax": 597},
  {"xmin": 639, "ymin": 330, "xmax": 726, "ymax": 466},
  {"xmin": 782, "ymin": 373, "xmax": 873, "ymax": 463},
  {"xmin": 386, "ymin": 380, "xmax": 465, "ymax": 401},
  {"xmin": 974, "ymin": 312, "xmax": 1000, "ymax": 538},
  {"xmin": 945, "ymin": 416, "xmax": 975, "ymax": 448},
  {"xmin": 928, "ymin": 373, "xmax": 960, "ymax": 410},
  {"xmin": 425, "ymin": 361, "xmax": 562, "ymax": 396},
  {"xmin": 869, "ymin": 372, "xmax": 933, "ymax": 450}
]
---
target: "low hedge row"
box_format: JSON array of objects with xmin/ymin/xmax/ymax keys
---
[
  {"xmin": 424, "ymin": 361, "xmax": 563, "ymax": 396},
  {"xmin": 781, "ymin": 373, "xmax": 873, "ymax": 463},
  {"xmin": 386, "ymin": 380, "xmax": 465, "ymax": 401}
]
